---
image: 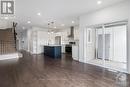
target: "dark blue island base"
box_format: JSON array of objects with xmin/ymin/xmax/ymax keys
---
[{"xmin": 44, "ymin": 46, "xmax": 61, "ymax": 59}]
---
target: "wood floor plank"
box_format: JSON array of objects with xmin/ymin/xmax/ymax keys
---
[{"xmin": 0, "ymin": 51, "xmax": 129, "ymax": 87}]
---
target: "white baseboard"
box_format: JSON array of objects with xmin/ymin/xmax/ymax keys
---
[{"xmin": 0, "ymin": 52, "xmax": 22, "ymax": 60}]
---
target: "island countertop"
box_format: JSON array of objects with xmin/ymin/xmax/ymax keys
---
[{"xmin": 44, "ymin": 45, "xmax": 61, "ymax": 47}]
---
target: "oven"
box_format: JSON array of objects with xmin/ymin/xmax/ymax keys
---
[{"xmin": 65, "ymin": 45, "xmax": 72, "ymax": 53}]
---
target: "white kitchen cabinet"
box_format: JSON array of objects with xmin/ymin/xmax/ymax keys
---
[
  {"xmin": 62, "ymin": 45, "xmax": 66, "ymax": 53},
  {"xmin": 72, "ymin": 45, "xmax": 79, "ymax": 61}
]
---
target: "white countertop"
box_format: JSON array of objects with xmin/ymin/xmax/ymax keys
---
[{"xmin": 44, "ymin": 45, "xmax": 61, "ymax": 47}]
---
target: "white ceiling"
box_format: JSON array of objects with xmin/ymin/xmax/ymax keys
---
[{"xmin": 6, "ymin": 0, "xmax": 127, "ymax": 29}]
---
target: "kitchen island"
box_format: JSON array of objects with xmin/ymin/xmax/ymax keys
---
[{"xmin": 44, "ymin": 45, "xmax": 61, "ymax": 59}]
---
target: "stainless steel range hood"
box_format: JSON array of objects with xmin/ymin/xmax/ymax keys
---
[{"xmin": 68, "ymin": 26, "xmax": 74, "ymax": 40}]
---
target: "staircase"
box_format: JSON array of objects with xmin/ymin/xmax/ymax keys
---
[
  {"xmin": 0, "ymin": 22, "xmax": 22, "ymax": 60},
  {"xmin": 0, "ymin": 28, "xmax": 16, "ymax": 54}
]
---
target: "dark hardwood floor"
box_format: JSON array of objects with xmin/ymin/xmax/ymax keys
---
[{"xmin": 0, "ymin": 51, "xmax": 130, "ymax": 87}]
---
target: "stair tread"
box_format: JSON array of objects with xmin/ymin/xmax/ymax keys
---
[{"xmin": 0, "ymin": 28, "xmax": 16, "ymax": 54}]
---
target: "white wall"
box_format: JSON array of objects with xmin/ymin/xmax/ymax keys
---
[
  {"xmin": 37, "ymin": 31, "xmax": 50, "ymax": 54},
  {"xmin": 0, "ymin": 20, "xmax": 12, "ymax": 29},
  {"xmin": 80, "ymin": 1, "xmax": 129, "ymax": 27},
  {"xmin": 23, "ymin": 30, "xmax": 28, "ymax": 51},
  {"xmin": 113, "ymin": 26, "xmax": 126, "ymax": 62},
  {"xmin": 127, "ymin": 1, "xmax": 130, "ymax": 73},
  {"xmin": 79, "ymin": 0, "xmax": 129, "ymax": 69},
  {"xmin": 18, "ymin": 30, "xmax": 28, "ymax": 51},
  {"xmin": 26, "ymin": 27, "xmax": 50, "ymax": 54},
  {"xmin": 27, "ymin": 29, "xmax": 32, "ymax": 52}
]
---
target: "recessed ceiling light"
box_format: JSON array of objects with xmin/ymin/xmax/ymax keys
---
[
  {"xmin": 27, "ymin": 21, "xmax": 31, "ymax": 24},
  {"xmin": 4, "ymin": 17, "xmax": 9, "ymax": 20},
  {"xmin": 54, "ymin": 27, "xmax": 57, "ymax": 29},
  {"xmin": 72, "ymin": 21, "xmax": 75, "ymax": 24},
  {"xmin": 22, "ymin": 27, "xmax": 25, "ymax": 29},
  {"xmin": 37, "ymin": 12, "xmax": 41, "ymax": 16},
  {"xmin": 61, "ymin": 24, "xmax": 65, "ymax": 26},
  {"xmin": 97, "ymin": 1, "xmax": 102, "ymax": 5}
]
